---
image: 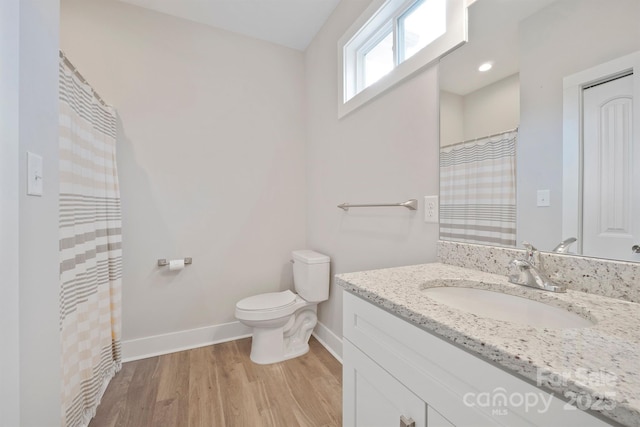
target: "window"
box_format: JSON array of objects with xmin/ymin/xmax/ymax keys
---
[
  {"xmin": 363, "ymin": 26, "xmax": 394, "ymax": 88},
  {"xmin": 399, "ymin": 0, "xmax": 447, "ymax": 62},
  {"xmin": 339, "ymin": 0, "xmax": 466, "ymax": 118}
]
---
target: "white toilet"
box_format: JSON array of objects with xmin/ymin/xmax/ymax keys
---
[{"xmin": 235, "ymin": 250, "xmax": 330, "ymax": 365}]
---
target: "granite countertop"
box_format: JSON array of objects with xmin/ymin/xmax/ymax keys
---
[{"xmin": 336, "ymin": 262, "xmax": 640, "ymax": 427}]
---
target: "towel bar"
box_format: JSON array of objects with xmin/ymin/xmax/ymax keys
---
[{"xmin": 337, "ymin": 199, "xmax": 418, "ymax": 211}]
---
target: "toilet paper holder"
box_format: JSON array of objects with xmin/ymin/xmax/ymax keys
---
[{"xmin": 157, "ymin": 257, "xmax": 192, "ymax": 267}]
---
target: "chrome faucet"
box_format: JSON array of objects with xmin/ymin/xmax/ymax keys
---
[
  {"xmin": 552, "ymin": 237, "xmax": 577, "ymax": 254},
  {"xmin": 508, "ymin": 242, "xmax": 566, "ymax": 293}
]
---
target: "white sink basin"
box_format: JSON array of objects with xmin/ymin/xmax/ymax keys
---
[{"xmin": 423, "ymin": 286, "xmax": 594, "ymax": 328}]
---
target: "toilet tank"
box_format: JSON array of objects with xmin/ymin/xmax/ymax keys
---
[{"xmin": 292, "ymin": 250, "xmax": 330, "ymax": 302}]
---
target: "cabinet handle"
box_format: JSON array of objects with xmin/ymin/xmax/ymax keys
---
[
  {"xmin": 632, "ymin": 245, "xmax": 640, "ymax": 253},
  {"xmin": 400, "ymin": 415, "xmax": 415, "ymax": 427}
]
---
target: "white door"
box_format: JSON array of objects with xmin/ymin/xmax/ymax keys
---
[{"xmin": 582, "ymin": 73, "xmax": 640, "ymax": 261}]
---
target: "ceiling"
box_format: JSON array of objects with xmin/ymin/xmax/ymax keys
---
[
  {"xmin": 116, "ymin": 0, "xmax": 559, "ymax": 87},
  {"xmin": 117, "ymin": 0, "xmax": 343, "ymax": 51}
]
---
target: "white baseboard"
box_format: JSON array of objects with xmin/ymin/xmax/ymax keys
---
[
  {"xmin": 121, "ymin": 321, "xmax": 252, "ymax": 362},
  {"xmin": 121, "ymin": 319, "xmax": 343, "ymax": 365},
  {"xmin": 312, "ymin": 321, "xmax": 343, "ymax": 364}
]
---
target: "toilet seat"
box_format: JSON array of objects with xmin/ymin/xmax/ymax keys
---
[
  {"xmin": 235, "ymin": 290, "xmax": 303, "ymax": 321},
  {"xmin": 237, "ymin": 290, "xmax": 296, "ymax": 311}
]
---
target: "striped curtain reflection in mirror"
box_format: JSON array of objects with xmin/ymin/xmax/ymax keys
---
[
  {"xmin": 440, "ymin": 129, "xmax": 517, "ymax": 247},
  {"xmin": 59, "ymin": 54, "xmax": 122, "ymax": 427}
]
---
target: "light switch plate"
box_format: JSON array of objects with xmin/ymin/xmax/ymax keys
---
[
  {"xmin": 27, "ymin": 152, "xmax": 43, "ymax": 196},
  {"xmin": 537, "ymin": 189, "xmax": 550, "ymax": 207},
  {"xmin": 424, "ymin": 195, "xmax": 439, "ymax": 223}
]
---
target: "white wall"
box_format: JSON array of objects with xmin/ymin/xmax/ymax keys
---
[
  {"xmin": 17, "ymin": 0, "xmax": 62, "ymax": 424},
  {"xmin": 463, "ymin": 73, "xmax": 519, "ymax": 141},
  {"xmin": 305, "ymin": 0, "xmax": 440, "ymax": 353},
  {"xmin": 440, "ymin": 74, "xmax": 519, "ymax": 147},
  {"xmin": 439, "ymin": 91, "xmax": 464, "ymax": 147},
  {"xmin": 517, "ymin": 0, "xmax": 640, "ymax": 250},
  {"xmin": 1, "ymin": 2, "xmax": 62, "ymax": 424},
  {"xmin": 0, "ymin": 0, "xmax": 21, "ymax": 424},
  {"xmin": 60, "ymin": 0, "xmax": 307, "ymax": 353}
]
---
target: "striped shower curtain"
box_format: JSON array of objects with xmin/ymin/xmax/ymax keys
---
[
  {"xmin": 440, "ymin": 129, "xmax": 517, "ymax": 247},
  {"xmin": 59, "ymin": 54, "xmax": 122, "ymax": 427}
]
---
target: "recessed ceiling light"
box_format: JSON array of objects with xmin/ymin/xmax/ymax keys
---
[{"xmin": 478, "ymin": 62, "xmax": 493, "ymax": 72}]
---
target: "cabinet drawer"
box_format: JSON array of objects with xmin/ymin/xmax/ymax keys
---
[
  {"xmin": 344, "ymin": 340, "xmax": 427, "ymax": 427},
  {"xmin": 343, "ymin": 291, "xmax": 610, "ymax": 427}
]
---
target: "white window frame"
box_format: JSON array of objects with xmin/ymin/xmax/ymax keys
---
[
  {"xmin": 338, "ymin": 0, "xmax": 467, "ymax": 118},
  {"xmin": 396, "ymin": 0, "xmax": 414, "ymax": 64}
]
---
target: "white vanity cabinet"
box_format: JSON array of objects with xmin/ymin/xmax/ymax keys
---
[{"xmin": 342, "ymin": 292, "xmax": 612, "ymax": 427}]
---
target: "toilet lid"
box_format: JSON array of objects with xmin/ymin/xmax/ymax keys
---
[{"xmin": 236, "ymin": 290, "xmax": 297, "ymax": 311}]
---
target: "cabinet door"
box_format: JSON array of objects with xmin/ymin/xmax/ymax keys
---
[
  {"xmin": 343, "ymin": 340, "xmax": 427, "ymax": 427},
  {"xmin": 427, "ymin": 407, "xmax": 455, "ymax": 427}
]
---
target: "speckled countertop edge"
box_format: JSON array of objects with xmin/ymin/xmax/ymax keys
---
[{"xmin": 336, "ymin": 263, "xmax": 640, "ymax": 427}]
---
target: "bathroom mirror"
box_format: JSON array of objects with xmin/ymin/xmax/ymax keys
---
[{"xmin": 438, "ymin": 0, "xmax": 640, "ymax": 262}]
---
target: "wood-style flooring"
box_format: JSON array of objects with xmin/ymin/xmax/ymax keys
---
[{"xmin": 89, "ymin": 337, "xmax": 342, "ymax": 427}]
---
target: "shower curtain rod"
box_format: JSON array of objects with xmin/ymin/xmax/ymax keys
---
[
  {"xmin": 59, "ymin": 50, "xmax": 109, "ymax": 107},
  {"xmin": 443, "ymin": 126, "xmax": 519, "ymax": 149}
]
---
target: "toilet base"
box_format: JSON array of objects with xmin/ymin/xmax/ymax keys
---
[
  {"xmin": 248, "ymin": 305, "xmax": 318, "ymax": 365},
  {"xmin": 250, "ymin": 342, "xmax": 310, "ymax": 365}
]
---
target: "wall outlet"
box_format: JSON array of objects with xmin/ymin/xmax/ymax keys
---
[{"xmin": 424, "ymin": 195, "xmax": 439, "ymax": 223}]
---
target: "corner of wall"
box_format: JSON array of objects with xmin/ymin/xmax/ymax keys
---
[
  {"xmin": 18, "ymin": 0, "xmax": 62, "ymax": 424},
  {"xmin": 0, "ymin": 0, "xmax": 22, "ymax": 423}
]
